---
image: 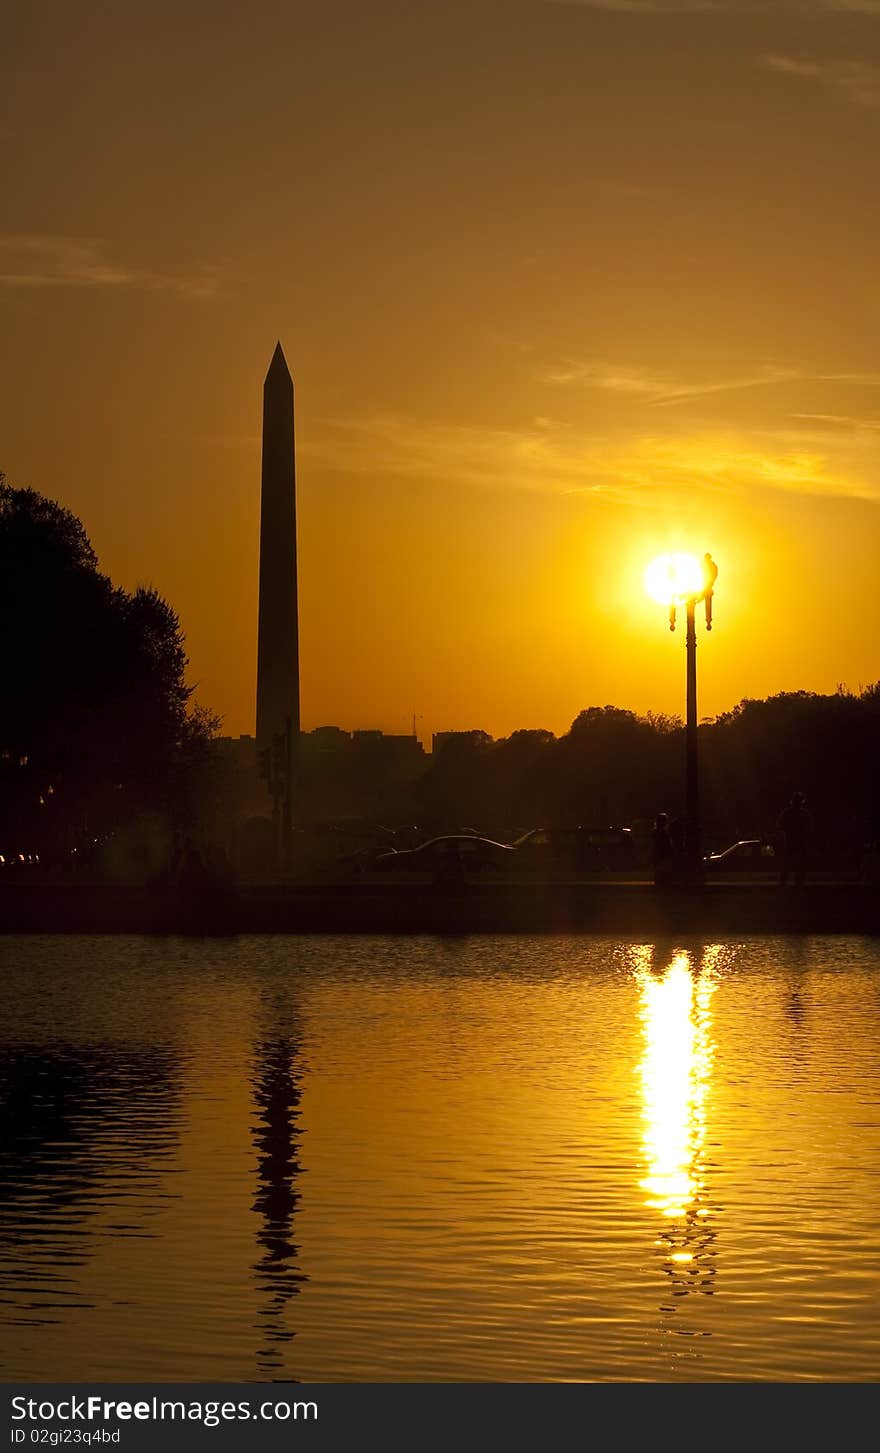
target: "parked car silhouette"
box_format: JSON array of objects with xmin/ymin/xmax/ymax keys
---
[
  {"xmin": 334, "ymin": 843, "xmax": 395, "ymax": 875},
  {"xmin": 703, "ymin": 839, "xmax": 775, "ymax": 870},
  {"xmin": 375, "ymin": 835, "xmax": 516, "ymax": 873},
  {"xmin": 513, "ymin": 826, "xmax": 640, "ymax": 871}
]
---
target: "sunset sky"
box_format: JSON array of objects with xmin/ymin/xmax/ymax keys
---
[{"xmin": 4, "ymin": 0, "xmax": 880, "ymax": 743}]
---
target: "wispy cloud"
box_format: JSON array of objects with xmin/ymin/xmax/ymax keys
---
[
  {"xmin": 792, "ymin": 411, "xmax": 880, "ymax": 431},
  {"xmin": 543, "ymin": 359, "xmax": 804, "ymax": 406},
  {"xmin": 304, "ymin": 411, "xmax": 878, "ymax": 504},
  {"xmin": 544, "ymin": 360, "xmax": 671, "ymax": 395},
  {"xmin": 762, "ymin": 55, "xmax": 880, "ymax": 111},
  {"xmin": 544, "ymin": 359, "xmax": 880, "ymax": 412},
  {"xmin": 0, "ymin": 235, "xmax": 229, "ymax": 298},
  {"xmin": 548, "ymin": 1, "xmax": 880, "ymax": 12},
  {"xmin": 545, "ymin": 1, "xmax": 725, "ymax": 11}
]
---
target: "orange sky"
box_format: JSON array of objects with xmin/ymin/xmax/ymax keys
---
[{"xmin": 4, "ymin": 0, "xmax": 880, "ymax": 743}]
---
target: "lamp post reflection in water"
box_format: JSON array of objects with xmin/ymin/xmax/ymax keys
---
[{"xmin": 634, "ymin": 945, "xmax": 722, "ymax": 1307}]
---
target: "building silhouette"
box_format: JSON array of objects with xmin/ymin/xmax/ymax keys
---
[
  {"xmin": 256, "ymin": 342, "xmax": 300, "ymax": 751},
  {"xmin": 431, "ymin": 730, "xmax": 492, "ymax": 757}
]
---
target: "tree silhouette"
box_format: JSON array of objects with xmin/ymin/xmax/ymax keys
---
[{"xmin": 0, "ymin": 475, "xmax": 217, "ymax": 862}]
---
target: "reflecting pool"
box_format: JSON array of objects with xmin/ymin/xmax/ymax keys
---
[{"xmin": 1, "ymin": 935, "xmax": 878, "ymax": 1381}]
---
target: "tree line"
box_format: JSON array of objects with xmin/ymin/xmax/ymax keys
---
[
  {"xmin": 290, "ymin": 695, "xmax": 879, "ymax": 860},
  {"xmin": 399, "ymin": 694, "xmax": 880, "ymax": 857}
]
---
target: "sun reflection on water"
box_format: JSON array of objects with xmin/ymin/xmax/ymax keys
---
[{"xmin": 634, "ymin": 945, "xmax": 723, "ymax": 1302}]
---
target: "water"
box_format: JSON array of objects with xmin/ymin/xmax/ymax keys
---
[{"xmin": 1, "ymin": 934, "xmax": 879, "ymax": 1382}]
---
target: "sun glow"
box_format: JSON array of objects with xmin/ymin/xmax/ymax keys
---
[{"xmin": 644, "ymin": 552, "xmax": 703, "ymax": 607}]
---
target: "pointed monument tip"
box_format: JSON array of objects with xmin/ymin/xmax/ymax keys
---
[
  {"xmin": 267, "ymin": 339, "xmax": 290, "ymax": 376},
  {"xmin": 267, "ymin": 338, "xmax": 294, "ymax": 386}
]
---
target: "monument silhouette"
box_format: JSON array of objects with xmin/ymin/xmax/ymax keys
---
[{"xmin": 256, "ymin": 342, "xmax": 300, "ymax": 750}]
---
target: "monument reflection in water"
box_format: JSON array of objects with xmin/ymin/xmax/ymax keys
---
[
  {"xmin": 634, "ymin": 946, "xmax": 721, "ymax": 1309},
  {"xmin": 250, "ymin": 993, "xmax": 306, "ymax": 1378}
]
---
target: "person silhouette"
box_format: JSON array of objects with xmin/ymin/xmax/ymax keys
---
[
  {"xmin": 652, "ymin": 812, "xmax": 675, "ymax": 886},
  {"xmin": 433, "ymin": 841, "xmax": 466, "ymax": 892},
  {"xmin": 776, "ymin": 791, "xmax": 812, "ymax": 887},
  {"xmin": 702, "ymin": 553, "xmax": 718, "ymax": 630}
]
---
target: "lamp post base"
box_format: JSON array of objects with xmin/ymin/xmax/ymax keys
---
[{"xmin": 680, "ymin": 856, "xmax": 705, "ymax": 889}]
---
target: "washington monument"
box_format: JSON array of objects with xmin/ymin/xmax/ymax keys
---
[{"xmin": 256, "ymin": 342, "xmax": 300, "ymax": 749}]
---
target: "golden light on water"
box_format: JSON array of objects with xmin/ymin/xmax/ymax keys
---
[
  {"xmin": 632, "ymin": 946, "xmax": 727, "ymax": 1307},
  {"xmin": 634, "ymin": 947, "xmax": 720, "ymax": 1223},
  {"xmin": 644, "ymin": 553, "xmax": 703, "ymax": 607}
]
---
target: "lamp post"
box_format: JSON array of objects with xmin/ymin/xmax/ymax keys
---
[
  {"xmin": 645, "ymin": 552, "xmax": 717, "ymax": 883},
  {"xmin": 683, "ymin": 593, "xmax": 700, "ymax": 876}
]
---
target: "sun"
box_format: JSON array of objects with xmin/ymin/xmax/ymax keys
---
[{"xmin": 644, "ymin": 552, "xmax": 703, "ymax": 607}]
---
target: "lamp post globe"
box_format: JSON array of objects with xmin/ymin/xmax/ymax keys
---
[{"xmin": 644, "ymin": 552, "xmax": 717, "ymax": 883}]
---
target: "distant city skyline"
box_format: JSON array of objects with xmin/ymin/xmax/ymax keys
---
[{"xmin": 4, "ymin": 0, "xmax": 880, "ymax": 742}]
